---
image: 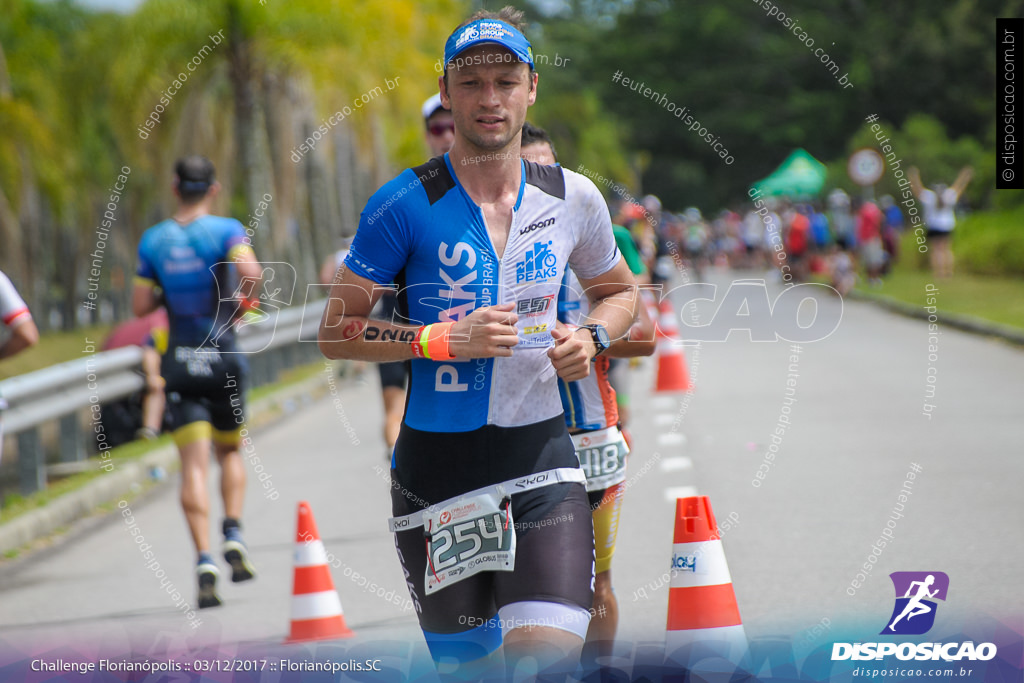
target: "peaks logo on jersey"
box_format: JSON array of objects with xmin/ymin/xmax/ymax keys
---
[
  {"xmin": 517, "ymin": 295, "xmax": 554, "ymax": 316},
  {"xmin": 519, "ymin": 216, "xmax": 555, "ymax": 236},
  {"xmin": 516, "ymin": 241, "xmax": 558, "ymax": 284},
  {"xmin": 881, "ymin": 571, "xmax": 949, "ymax": 635}
]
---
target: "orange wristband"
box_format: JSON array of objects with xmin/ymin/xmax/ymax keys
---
[{"xmin": 425, "ymin": 322, "xmax": 455, "ymax": 361}]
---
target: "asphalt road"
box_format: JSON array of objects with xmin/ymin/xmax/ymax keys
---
[{"xmin": 0, "ymin": 267, "xmax": 1020, "ymax": 678}]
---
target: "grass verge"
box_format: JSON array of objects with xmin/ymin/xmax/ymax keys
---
[{"xmin": 854, "ymin": 233, "xmax": 1024, "ymax": 331}]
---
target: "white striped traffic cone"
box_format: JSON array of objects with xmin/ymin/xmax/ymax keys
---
[
  {"xmin": 657, "ymin": 298, "xmax": 679, "ymax": 340},
  {"xmin": 665, "ymin": 496, "xmax": 746, "ymax": 662},
  {"xmin": 285, "ymin": 501, "xmax": 355, "ymax": 643},
  {"xmin": 653, "ymin": 297, "xmax": 693, "ymax": 393},
  {"xmin": 642, "ymin": 289, "xmax": 661, "ymax": 332}
]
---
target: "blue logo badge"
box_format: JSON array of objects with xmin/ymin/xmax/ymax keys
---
[{"xmin": 515, "ymin": 241, "xmax": 558, "ymax": 284}]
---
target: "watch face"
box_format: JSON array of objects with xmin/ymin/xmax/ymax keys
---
[{"xmin": 593, "ymin": 325, "xmax": 610, "ymax": 350}]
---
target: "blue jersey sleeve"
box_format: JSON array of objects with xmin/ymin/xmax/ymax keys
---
[
  {"xmin": 345, "ymin": 171, "xmax": 418, "ymax": 285},
  {"xmin": 221, "ymin": 218, "xmax": 248, "ymax": 254},
  {"xmin": 136, "ymin": 233, "xmax": 157, "ymax": 283}
]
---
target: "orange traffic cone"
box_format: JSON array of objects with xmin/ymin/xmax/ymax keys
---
[
  {"xmin": 657, "ymin": 298, "xmax": 679, "ymax": 340},
  {"xmin": 655, "ymin": 339, "xmax": 692, "ymax": 392},
  {"xmin": 285, "ymin": 501, "xmax": 355, "ymax": 643},
  {"xmin": 665, "ymin": 496, "xmax": 746, "ymax": 662},
  {"xmin": 641, "ymin": 290, "xmax": 661, "ymax": 331}
]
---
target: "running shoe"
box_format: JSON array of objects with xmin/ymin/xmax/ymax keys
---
[
  {"xmin": 223, "ymin": 532, "xmax": 256, "ymax": 583},
  {"xmin": 135, "ymin": 427, "xmax": 159, "ymax": 440},
  {"xmin": 197, "ymin": 560, "xmax": 222, "ymax": 609}
]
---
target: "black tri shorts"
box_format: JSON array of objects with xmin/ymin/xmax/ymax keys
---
[
  {"xmin": 162, "ymin": 345, "xmax": 247, "ymax": 444},
  {"xmin": 390, "ymin": 414, "xmax": 595, "ymax": 663}
]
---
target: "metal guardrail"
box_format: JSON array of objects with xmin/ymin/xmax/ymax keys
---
[{"xmin": 0, "ymin": 300, "xmax": 327, "ymax": 495}]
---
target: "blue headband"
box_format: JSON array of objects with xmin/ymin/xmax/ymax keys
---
[
  {"xmin": 178, "ymin": 179, "xmax": 211, "ymax": 193},
  {"xmin": 444, "ymin": 19, "xmax": 534, "ymax": 71}
]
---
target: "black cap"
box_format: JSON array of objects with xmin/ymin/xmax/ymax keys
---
[{"xmin": 174, "ymin": 156, "xmax": 216, "ymax": 200}]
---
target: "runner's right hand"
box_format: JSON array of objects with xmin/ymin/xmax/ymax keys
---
[{"xmin": 448, "ymin": 303, "xmax": 519, "ymax": 358}]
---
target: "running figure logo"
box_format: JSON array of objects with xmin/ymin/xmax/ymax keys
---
[
  {"xmin": 204, "ymin": 262, "xmax": 296, "ymax": 352},
  {"xmin": 881, "ymin": 571, "xmax": 949, "ymax": 635}
]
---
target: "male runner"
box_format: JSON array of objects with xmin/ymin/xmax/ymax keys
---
[
  {"xmin": 423, "ymin": 92, "xmax": 456, "ymax": 157},
  {"xmin": 133, "ymin": 156, "xmax": 261, "ymax": 608},
  {"xmin": 319, "ymin": 8, "xmax": 638, "ymax": 677},
  {"xmin": 374, "ymin": 94, "xmax": 459, "ymax": 457},
  {"xmin": 521, "ymin": 123, "xmax": 656, "ymax": 660},
  {"xmin": 0, "ymin": 270, "xmax": 39, "ymax": 465},
  {"xmin": 0, "ymin": 270, "xmax": 39, "ymax": 362}
]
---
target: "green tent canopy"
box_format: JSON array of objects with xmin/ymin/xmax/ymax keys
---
[{"xmin": 750, "ymin": 148, "xmax": 828, "ymax": 198}]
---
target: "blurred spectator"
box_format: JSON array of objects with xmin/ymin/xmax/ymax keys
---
[
  {"xmin": 909, "ymin": 166, "xmax": 973, "ymax": 278},
  {"xmin": 682, "ymin": 207, "xmax": 708, "ymax": 281},
  {"xmin": 827, "ymin": 189, "xmax": 855, "ymax": 250},
  {"xmin": 742, "ymin": 207, "xmax": 766, "ymax": 269},
  {"xmin": 856, "ymin": 200, "xmax": 886, "ymax": 286},
  {"xmin": 785, "ymin": 204, "xmax": 811, "ymax": 282},
  {"xmin": 808, "ymin": 202, "xmax": 832, "ymax": 274},
  {"xmin": 830, "ymin": 245, "xmax": 856, "ymax": 296},
  {"xmin": 100, "ymin": 308, "xmax": 169, "ymax": 445},
  {"xmin": 879, "ymin": 195, "xmax": 903, "ymax": 271}
]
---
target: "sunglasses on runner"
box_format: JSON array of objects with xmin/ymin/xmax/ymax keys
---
[{"xmin": 428, "ymin": 122, "xmax": 455, "ymax": 136}]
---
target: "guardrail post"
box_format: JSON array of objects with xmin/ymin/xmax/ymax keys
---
[
  {"xmin": 17, "ymin": 429, "xmax": 46, "ymax": 495},
  {"xmin": 59, "ymin": 413, "xmax": 84, "ymax": 462}
]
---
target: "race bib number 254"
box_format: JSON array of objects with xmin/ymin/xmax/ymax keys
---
[{"xmin": 424, "ymin": 491, "xmax": 515, "ymax": 595}]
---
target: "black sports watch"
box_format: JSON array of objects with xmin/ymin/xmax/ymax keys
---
[{"xmin": 582, "ymin": 324, "xmax": 611, "ymax": 356}]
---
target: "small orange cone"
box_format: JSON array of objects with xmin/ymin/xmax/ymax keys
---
[
  {"xmin": 665, "ymin": 496, "xmax": 746, "ymax": 662},
  {"xmin": 285, "ymin": 501, "xmax": 355, "ymax": 643},
  {"xmin": 656, "ymin": 299, "xmax": 679, "ymax": 340},
  {"xmin": 655, "ymin": 339, "xmax": 693, "ymax": 392},
  {"xmin": 641, "ymin": 290, "xmax": 661, "ymax": 332}
]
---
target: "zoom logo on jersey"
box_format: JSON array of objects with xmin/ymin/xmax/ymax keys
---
[
  {"xmin": 833, "ymin": 570, "xmax": 997, "ymax": 663},
  {"xmin": 516, "ymin": 241, "xmax": 558, "ymax": 284},
  {"xmin": 517, "ymin": 295, "xmax": 554, "ymax": 316},
  {"xmin": 882, "ymin": 571, "xmax": 949, "ymax": 635},
  {"xmin": 519, "ymin": 216, "xmax": 555, "ymax": 236}
]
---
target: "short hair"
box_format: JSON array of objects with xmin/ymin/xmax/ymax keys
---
[
  {"xmin": 520, "ymin": 121, "xmax": 557, "ymax": 162},
  {"xmin": 174, "ymin": 156, "xmax": 216, "ymax": 202},
  {"xmin": 454, "ymin": 6, "xmax": 527, "ymax": 33}
]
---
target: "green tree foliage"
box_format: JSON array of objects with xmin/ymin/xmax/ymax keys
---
[
  {"xmin": 533, "ymin": 0, "xmax": 1018, "ymax": 211},
  {"xmin": 0, "ymin": 0, "xmax": 464, "ymax": 330}
]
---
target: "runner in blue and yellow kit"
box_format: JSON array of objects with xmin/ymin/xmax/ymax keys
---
[
  {"xmin": 319, "ymin": 8, "xmax": 639, "ymax": 677},
  {"xmin": 521, "ymin": 123, "xmax": 657, "ymax": 660},
  {"xmin": 133, "ymin": 156, "xmax": 262, "ymax": 609}
]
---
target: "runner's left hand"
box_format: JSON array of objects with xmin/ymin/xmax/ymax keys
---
[{"xmin": 547, "ymin": 326, "xmax": 593, "ymax": 381}]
